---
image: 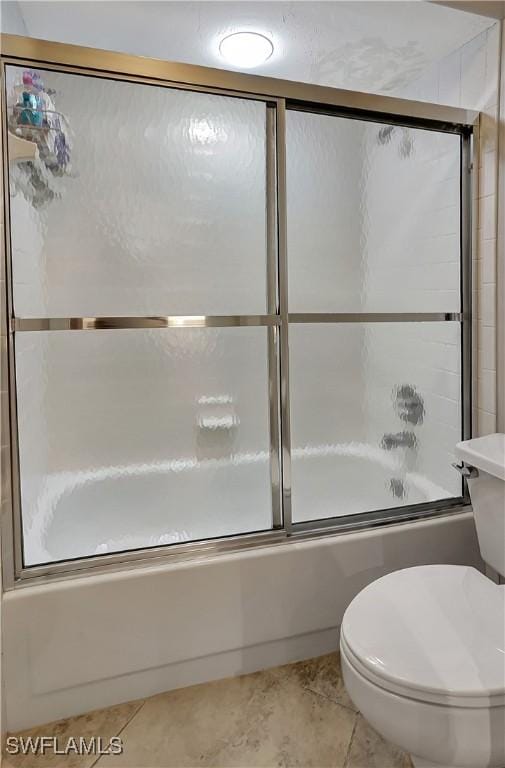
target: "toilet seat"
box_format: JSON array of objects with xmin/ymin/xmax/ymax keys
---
[
  {"xmin": 341, "ymin": 564, "xmax": 505, "ymax": 708},
  {"xmin": 340, "ymin": 633, "xmax": 504, "ymax": 709}
]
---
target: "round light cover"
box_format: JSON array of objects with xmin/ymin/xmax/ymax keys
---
[{"xmin": 219, "ymin": 32, "xmax": 273, "ymax": 69}]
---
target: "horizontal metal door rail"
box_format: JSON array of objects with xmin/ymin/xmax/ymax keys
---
[
  {"xmin": 13, "ymin": 315, "xmax": 281, "ymax": 331},
  {"xmin": 13, "ymin": 313, "xmax": 464, "ymax": 332},
  {"xmin": 0, "ymin": 34, "xmax": 479, "ymax": 129},
  {"xmin": 289, "ymin": 312, "xmax": 463, "ymax": 323}
]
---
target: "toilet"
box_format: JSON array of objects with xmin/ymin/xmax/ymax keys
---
[{"xmin": 340, "ymin": 433, "xmax": 505, "ymax": 768}]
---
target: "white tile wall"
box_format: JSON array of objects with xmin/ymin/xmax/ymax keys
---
[{"xmin": 474, "ymin": 25, "xmax": 501, "ymax": 438}]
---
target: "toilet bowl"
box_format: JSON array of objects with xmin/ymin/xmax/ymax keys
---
[{"xmin": 340, "ymin": 434, "xmax": 505, "ymax": 768}]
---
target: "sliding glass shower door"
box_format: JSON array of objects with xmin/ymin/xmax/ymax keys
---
[
  {"xmin": 2, "ymin": 42, "xmax": 472, "ymax": 579},
  {"xmin": 6, "ymin": 66, "xmax": 278, "ymax": 565},
  {"xmin": 286, "ymin": 109, "xmax": 464, "ymax": 524}
]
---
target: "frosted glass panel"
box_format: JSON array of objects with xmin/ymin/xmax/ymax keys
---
[
  {"xmin": 7, "ymin": 66, "xmax": 267, "ymax": 317},
  {"xmin": 289, "ymin": 322, "xmax": 461, "ymax": 523},
  {"xmin": 16, "ymin": 328, "xmax": 272, "ymax": 565},
  {"xmin": 287, "ymin": 111, "xmax": 461, "ymax": 312}
]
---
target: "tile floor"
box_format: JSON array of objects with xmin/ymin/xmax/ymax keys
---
[{"xmin": 3, "ymin": 653, "xmax": 412, "ymax": 768}]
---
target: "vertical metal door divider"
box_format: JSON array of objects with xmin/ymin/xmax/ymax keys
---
[
  {"xmin": 266, "ymin": 103, "xmax": 282, "ymax": 528},
  {"xmin": 1, "ymin": 61, "xmax": 24, "ymax": 587},
  {"xmin": 275, "ymin": 100, "xmax": 293, "ymax": 533},
  {"xmin": 461, "ymin": 129, "xmax": 475, "ymax": 501}
]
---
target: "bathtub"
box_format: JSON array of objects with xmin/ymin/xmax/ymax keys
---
[
  {"xmin": 23, "ymin": 442, "xmax": 453, "ymax": 565},
  {"xmin": 6, "ymin": 506, "xmax": 481, "ymax": 732}
]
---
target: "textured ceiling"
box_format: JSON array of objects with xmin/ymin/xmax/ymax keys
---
[{"xmin": 6, "ymin": 1, "xmax": 496, "ymax": 93}]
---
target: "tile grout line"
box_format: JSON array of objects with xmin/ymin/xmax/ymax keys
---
[
  {"xmin": 293, "ymin": 686, "xmax": 360, "ymax": 768},
  {"xmin": 298, "ymin": 683, "xmax": 355, "ymax": 715},
  {"xmin": 304, "ymin": 685, "xmax": 358, "ymax": 716},
  {"xmin": 342, "ymin": 712, "xmax": 359, "ymax": 768},
  {"xmin": 90, "ymin": 699, "xmax": 146, "ymax": 768}
]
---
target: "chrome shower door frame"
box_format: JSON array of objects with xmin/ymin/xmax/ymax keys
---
[{"xmin": 0, "ymin": 34, "xmax": 478, "ymax": 587}]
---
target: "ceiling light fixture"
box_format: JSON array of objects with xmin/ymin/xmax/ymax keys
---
[{"xmin": 219, "ymin": 32, "xmax": 274, "ymax": 69}]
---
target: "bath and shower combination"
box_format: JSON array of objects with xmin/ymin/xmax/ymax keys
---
[{"xmin": 0, "ymin": 35, "xmax": 474, "ymax": 586}]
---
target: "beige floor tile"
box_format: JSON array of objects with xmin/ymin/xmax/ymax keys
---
[
  {"xmin": 345, "ymin": 715, "xmax": 412, "ymax": 768},
  {"xmin": 96, "ymin": 667, "xmax": 356, "ymax": 768},
  {"xmin": 2, "ymin": 655, "xmax": 415, "ymax": 768},
  {"xmin": 3, "ymin": 700, "xmax": 143, "ymax": 768},
  {"xmin": 271, "ymin": 652, "xmax": 357, "ymax": 712}
]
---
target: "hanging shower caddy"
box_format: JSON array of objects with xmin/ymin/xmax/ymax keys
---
[{"xmin": 7, "ymin": 68, "xmax": 72, "ymax": 206}]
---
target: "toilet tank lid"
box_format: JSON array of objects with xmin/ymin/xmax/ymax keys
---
[{"xmin": 456, "ymin": 433, "xmax": 505, "ymax": 480}]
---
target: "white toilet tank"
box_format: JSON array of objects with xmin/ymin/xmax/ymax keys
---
[{"xmin": 456, "ymin": 433, "xmax": 505, "ymax": 577}]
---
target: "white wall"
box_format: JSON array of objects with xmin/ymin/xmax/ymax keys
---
[
  {"xmin": 3, "ymin": 512, "xmax": 483, "ymax": 732},
  {"xmin": 0, "ymin": 1, "xmax": 27, "ymax": 35}
]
